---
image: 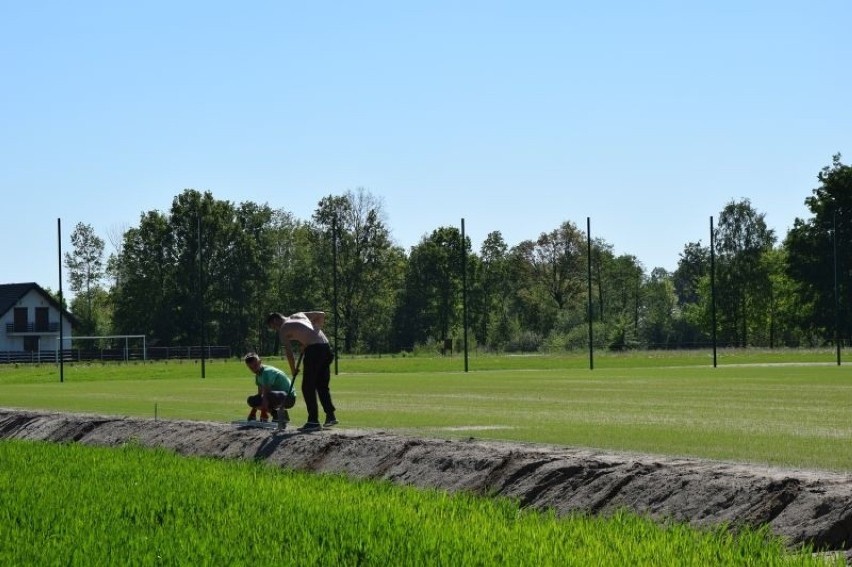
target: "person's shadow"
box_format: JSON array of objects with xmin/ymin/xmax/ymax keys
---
[{"xmin": 253, "ymin": 428, "xmax": 299, "ymax": 459}]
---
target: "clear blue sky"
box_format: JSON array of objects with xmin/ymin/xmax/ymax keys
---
[{"xmin": 2, "ymin": 1, "xmax": 849, "ymax": 295}]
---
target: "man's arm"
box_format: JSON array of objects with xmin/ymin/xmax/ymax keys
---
[
  {"xmin": 259, "ymin": 383, "xmax": 271, "ymax": 412},
  {"xmin": 277, "ymin": 325, "xmax": 298, "ymax": 376},
  {"xmin": 257, "ymin": 369, "xmax": 271, "ymax": 412},
  {"xmin": 283, "ymin": 340, "xmax": 297, "ymax": 377}
]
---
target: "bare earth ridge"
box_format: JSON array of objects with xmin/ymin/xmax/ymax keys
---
[{"xmin": 1, "ymin": 408, "xmax": 850, "ymax": 560}]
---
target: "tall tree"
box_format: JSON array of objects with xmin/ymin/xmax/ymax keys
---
[
  {"xmin": 260, "ymin": 210, "xmax": 318, "ymax": 353},
  {"xmin": 168, "ymin": 190, "xmax": 220, "ymax": 346},
  {"xmin": 112, "ymin": 211, "xmax": 176, "ymax": 342},
  {"xmin": 312, "ymin": 188, "xmax": 403, "ymax": 353},
  {"xmin": 510, "ymin": 221, "xmax": 587, "ymax": 339},
  {"xmin": 759, "ymin": 247, "xmax": 803, "ymax": 347},
  {"xmin": 168, "ymin": 190, "xmax": 278, "ymax": 352},
  {"xmin": 673, "ymin": 242, "xmax": 710, "ymax": 306},
  {"xmin": 112, "ymin": 190, "xmax": 281, "ymax": 353},
  {"xmin": 590, "ymin": 238, "xmax": 614, "ymax": 323},
  {"xmin": 714, "ymin": 198, "xmax": 776, "ymax": 346},
  {"xmin": 590, "ymin": 240, "xmax": 647, "ymax": 348},
  {"xmin": 395, "ymin": 226, "xmax": 468, "ymax": 351},
  {"xmin": 215, "ymin": 200, "xmax": 276, "ymax": 354},
  {"xmin": 478, "ymin": 231, "xmax": 512, "ymax": 349},
  {"xmin": 671, "ymin": 241, "xmax": 712, "ymax": 348},
  {"xmin": 521, "ymin": 221, "xmax": 586, "ymax": 311},
  {"xmin": 600, "ymin": 253, "xmax": 645, "ymax": 350},
  {"xmin": 639, "ymin": 268, "xmax": 678, "ymax": 348},
  {"xmin": 785, "ymin": 154, "xmax": 852, "ymax": 343},
  {"xmin": 64, "ymin": 222, "xmax": 105, "ymax": 333}
]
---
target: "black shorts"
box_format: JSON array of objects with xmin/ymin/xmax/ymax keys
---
[{"xmin": 247, "ymin": 391, "xmax": 296, "ymax": 409}]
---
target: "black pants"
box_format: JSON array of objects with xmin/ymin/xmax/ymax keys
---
[
  {"xmin": 302, "ymin": 343, "xmax": 335, "ymax": 423},
  {"xmin": 247, "ymin": 392, "xmax": 290, "ymax": 412}
]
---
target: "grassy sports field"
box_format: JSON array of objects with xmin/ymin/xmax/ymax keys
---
[{"xmin": 0, "ymin": 349, "xmax": 849, "ymax": 471}]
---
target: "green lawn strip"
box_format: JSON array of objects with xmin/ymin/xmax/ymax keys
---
[
  {"xmin": 0, "ymin": 440, "xmax": 836, "ymax": 566},
  {"xmin": 1, "ymin": 362, "xmax": 850, "ymax": 471},
  {"xmin": 0, "ymin": 348, "xmax": 844, "ymax": 385}
]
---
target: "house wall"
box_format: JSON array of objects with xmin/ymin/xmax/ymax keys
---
[{"xmin": 0, "ymin": 289, "xmax": 73, "ymax": 351}]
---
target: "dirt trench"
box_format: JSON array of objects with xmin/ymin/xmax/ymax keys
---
[{"xmin": 1, "ymin": 408, "xmax": 850, "ymax": 560}]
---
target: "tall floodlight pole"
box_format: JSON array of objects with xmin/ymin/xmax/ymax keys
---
[
  {"xmin": 58, "ymin": 218, "xmax": 64, "ymax": 383},
  {"xmin": 462, "ymin": 218, "xmax": 469, "ymax": 372},
  {"xmin": 833, "ymin": 210, "xmax": 841, "ymax": 366},
  {"xmin": 710, "ymin": 216, "xmax": 718, "ymax": 368},
  {"xmin": 198, "ymin": 214, "xmax": 205, "ymax": 379},
  {"xmin": 332, "ymin": 215, "xmax": 339, "ymax": 375},
  {"xmin": 587, "ymin": 217, "xmax": 594, "ymax": 370}
]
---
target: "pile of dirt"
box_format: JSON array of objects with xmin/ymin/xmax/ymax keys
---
[{"xmin": 1, "ymin": 408, "xmax": 850, "ymax": 560}]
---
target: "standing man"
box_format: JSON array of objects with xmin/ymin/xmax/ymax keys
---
[
  {"xmin": 243, "ymin": 352, "xmax": 294, "ymax": 427},
  {"xmin": 266, "ymin": 311, "xmax": 336, "ymax": 431}
]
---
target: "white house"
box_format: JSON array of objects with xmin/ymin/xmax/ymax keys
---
[{"xmin": 0, "ymin": 282, "xmax": 76, "ymax": 355}]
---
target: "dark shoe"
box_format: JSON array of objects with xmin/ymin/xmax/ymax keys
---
[
  {"xmin": 270, "ymin": 408, "xmax": 279, "ymax": 421},
  {"xmin": 246, "ymin": 414, "xmax": 257, "ymax": 422},
  {"xmin": 323, "ymin": 417, "xmax": 338, "ymax": 427},
  {"xmin": 260, "ymin": 417, "xmax": 269, "ymax": 423},
  {"xmin": 298, "ymin": 422, "xmax": 322, "ymax": 432}
]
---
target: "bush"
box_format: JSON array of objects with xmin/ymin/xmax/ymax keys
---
[{"xmin": 505, "ymin": 331, "xmax": 543, "ymax": 353}]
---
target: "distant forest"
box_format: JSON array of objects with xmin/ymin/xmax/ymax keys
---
[{"xmin": 59, "ymin": 154, "xmax": 850, "ymax": 355}]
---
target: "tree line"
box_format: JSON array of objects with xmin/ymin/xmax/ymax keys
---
[{"xmin": 62, "ymin": 154, "xmax": 851, "ymax": 356}]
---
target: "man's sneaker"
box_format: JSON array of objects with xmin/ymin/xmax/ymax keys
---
[
  {"xmin": 298, "ymin": 421, "xmax": 322, "ymax": 432},
  {"xmin": 323, "ymin": 418, "xmax": 338, "ymax": 427}
]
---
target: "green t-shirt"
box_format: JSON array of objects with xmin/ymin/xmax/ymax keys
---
[{"xmin": 255, "ymin": 365, "xmax": 293, "ymax": 393}]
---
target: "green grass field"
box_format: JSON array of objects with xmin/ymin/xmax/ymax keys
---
[
  {"xmin": 1, "ymin": 349, "xmax": 850, "ymax": 471},
  {"xmin": 3, "ymin": 440, "xmax": 836, "ymax": 566}
]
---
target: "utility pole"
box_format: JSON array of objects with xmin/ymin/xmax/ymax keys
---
[
  {"xmin": 58, "ymin": 218, "xmax": 64, "ymax": 383},
  {"xmin": 587, "ymin": 217, "xmax": 594, "ymax": 370},
  {"xmin": 198, "ymin": 214, "xmax": 206, "ymax": 378},
  {"xmin": 710, "ymin": 216, "xmax": 717, "ymax": 368},
  {"xmin": 462, "ymin": 218, "xmax": 468, "ymax": 372}
]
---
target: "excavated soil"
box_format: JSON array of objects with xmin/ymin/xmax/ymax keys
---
[{"xmin": 1, "ymin": 408, "xmax": 850, "ymax": 560}]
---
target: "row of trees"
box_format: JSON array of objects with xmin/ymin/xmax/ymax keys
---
[{"xmin": 62, "ymin": 155, "xmax": 851, "ymax": 356}]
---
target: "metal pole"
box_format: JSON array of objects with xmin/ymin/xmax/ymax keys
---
[
  {"xmin": 587, "ymin": 217, "xmax": 594, "ymax": 370},
  {"xmin": 710, "ymin": 216, "xmax": 718, "ymax": 368},
  {"xmin": 462, "ymin": 218, "xmax": 469, "ymax": 372},
  {"xmin": 198, "ymin": 214, "xmax": 205, "ymax": 378},
  {"xmin": 833, "ymin": 210, "xmax": 841, "ymax": 366},
  {"xmin": 58, "ymin": 218, "xmax": 64, "ymax": 383},
  {"xmin": 332, "ymin": 216, "xmax": 339, "ymax": 375}
]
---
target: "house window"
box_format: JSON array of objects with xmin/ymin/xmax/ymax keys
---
[
  {"xmin": 35, "ymin": 307, "xmax": 49, "ymax": 332},
  {"xmin": 23, "ymin": 336, "xmax": 39, "ymax": 352},
  {"xmin": 14, "ymin": 308, "xmax": 28, "ymax": 332}
]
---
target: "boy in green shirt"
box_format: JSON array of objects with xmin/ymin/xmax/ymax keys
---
[{"xmin": 244, "ymin": 352, "xmax": 296, "ymax": 426}]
